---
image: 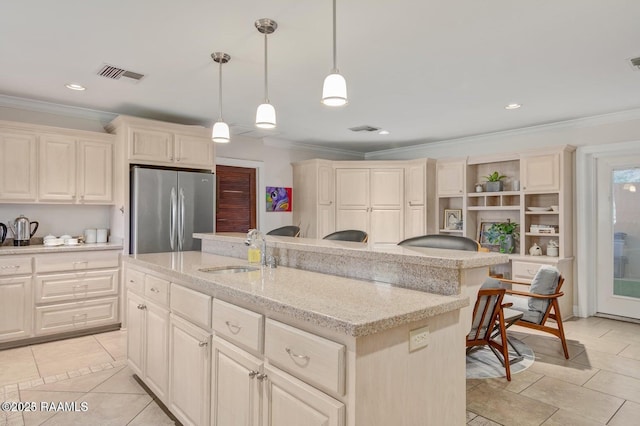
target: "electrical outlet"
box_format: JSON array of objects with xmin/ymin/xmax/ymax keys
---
[{"xmin": 409, "ymin": 326, "xmax": 430, "ymax": 352}]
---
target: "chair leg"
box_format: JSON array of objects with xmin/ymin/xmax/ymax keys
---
[
  {"xmin": 552, "ymin": 300, "xmax": 570, "ymax": 359},
  {"xmin": 494, "ymin": 314, "xmax": 511, "ymax": 381}
]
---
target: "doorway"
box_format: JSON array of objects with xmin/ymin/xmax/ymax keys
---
[
  {"xmin": 595, "ymin": 156, "xmax": 640, "ymax": 320},
  {"xmin": 216, "ymin": 165, "xmax": 257, "ymax": 233}
]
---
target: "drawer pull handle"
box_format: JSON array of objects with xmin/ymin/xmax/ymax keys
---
[
  {"xmin": 285, "ymin": 347, "xmax": 310, "ymax": 363},
  {"xmin": 1, "ymin": 265, "xmax": 19, "ymax": 270},
  {"xmin": 72, "ymin": 313, "xmax": 88, "ymax": 327},
  {"xmin": 137, "ymin": 304, "xmax": 146, "ymax": 310},
  {"xmin": 150, "ymin": 287, "xmax": 160, "ymax": 293},
  {"xmin": 198, "ymin": 341, "xmax": 208, "ymax": 347},
  {"xmin": 225, "ymin": 321, "xmax": 242, "ymax": 334},
  {"xmin": 526, "ymin": 269, "xmax": 537, "ymax": 275},
  {"xmin": 248, "ymin": 370, "xmax": 259, "ymax": 378},
  {"xmin": 256, "ymin": 373, "xmax": 267, "ymax": 381}
]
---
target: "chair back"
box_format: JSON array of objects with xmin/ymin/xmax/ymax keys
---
[
  {"xmin": 266, "ymin": 225, "xmax": 301, "ymax": 237},
  {"xmin": 527, "ymin": 265, "xmax": 561, "ymax": 324},
  {"xmin": 467, "ymin": 288, "xmax": 506, "ymax": 344},
  {"xmin": 398, "ymin": 234, "xmax": 479, "ymax": 251},
  {"xmin": 322, "ymin": 230, "xmax": 368, "ymax": 243}
]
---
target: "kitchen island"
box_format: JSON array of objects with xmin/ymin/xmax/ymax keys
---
[{"xmin": 124, "ymin": 242, "xmax": 507, "ymax": 426}]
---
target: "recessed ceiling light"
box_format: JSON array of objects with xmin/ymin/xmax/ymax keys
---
[
  {"xmin": 505, "ymin": 103, "xmax": 521, "ymax": 110},
  {"xmin": 65, "ymin": 83, "xmax": 86, "ymax": 91},
  {"xmin": 378, "ymin": 130, "xmax": 390, "ymax": 135}
]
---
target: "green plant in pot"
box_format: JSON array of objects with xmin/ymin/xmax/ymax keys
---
[
  {"xmin": 484, "ymin": 171, "xmax": 506, "ymax": 192},
  {"xmin": 485, "ymin": 221, "xmax": 519, "ymax": 253}
]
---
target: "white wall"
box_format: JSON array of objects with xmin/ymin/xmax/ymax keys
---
[{"xmin": 0, "ymin": 205, "xmax": 111, "ymax": 239}]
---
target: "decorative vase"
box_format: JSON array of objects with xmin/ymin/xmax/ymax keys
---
[
  {"xmin": 486, "ymin": 181, "xmax": 503, "ymax": 192},
  {"xmin": 500, "ymin": 234, "xmax": 515, "ymax": 254}
]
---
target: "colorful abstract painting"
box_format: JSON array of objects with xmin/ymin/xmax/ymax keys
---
[{"xmin": 266, "ymin": 187, "xmax": 292, "ymax": 212}]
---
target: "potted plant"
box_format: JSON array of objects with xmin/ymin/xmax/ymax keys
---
[
  {"xmin": 485, "ymin": 221, "xmax": 519, "ymax": 253},
  {"xmin": 484, "ymin": 171, "xmax": 506, "ymax": 192}
]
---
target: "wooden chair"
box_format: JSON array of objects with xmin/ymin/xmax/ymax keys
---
[
  {"xmin": 497, "ymin": 266, "xmax": 569, "ymax": 359},
  {"xmin": 466, "ymin": 287, "xmax": 512, "ymax": 381},
  {"xmin": 398, "ymin": 234, "xmax": 480, "ymax": 251},
  {"xmin": 322, "ymin": 230, "xmax": 368, "ymax": 243},
  {"xmin": 266, "ymin": 225, "xmax": 301, "ymax": 237}
]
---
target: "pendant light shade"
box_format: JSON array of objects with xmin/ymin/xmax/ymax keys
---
[
  {"xmin": 321, "ymin": 0, "xmax": 347, "ymax": 106},
  {"xmin": 255, "ymin": 18, "xmax": 277, "ymax": 129},
  {"xmin": 211, "ymin": 52, "xmax": 231, "ymax": 143}
]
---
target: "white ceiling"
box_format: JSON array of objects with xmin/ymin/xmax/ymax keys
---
[{"xmin": 2, "ymin": 1, "xmax": 640, "ymax": 153}]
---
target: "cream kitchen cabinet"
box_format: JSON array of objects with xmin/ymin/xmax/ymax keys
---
[
  {"xmin": 521, "ymin": 152, "xmax": 560, "ymax": 192},
  {"xmin": 0, "ymin": 256, "xmax": 33, "ymax": 343},
  {"xmin": 336, "ymin": 167, "xmax": 404, "ymax": 245},
  {"xmin": 436, "ymin": 159, "xmax": 466, "ymax": 196},
  {"xmin": 404, "ymin": 159, "xmax": 436, "ymax": 238},
  {"xmin": 292, "ymin": 159, "xmax": 336, "ymax": 239},
  {"xmin": 39, "ymin": 136, "xmax": 113, "ymax": 203},
  {"xmin": 126, "ymin": 267, "xmax": 170, "ymax": 402},
  {"xmin": 0, "ymin": 129, "xmax": 37, "ymax": 202}
]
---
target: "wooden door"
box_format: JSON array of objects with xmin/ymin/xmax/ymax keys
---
[{"xmin": 216, "ymin": 165, "xmax": 256, "ymax": 233}]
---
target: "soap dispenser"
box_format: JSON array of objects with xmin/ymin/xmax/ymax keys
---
[{"xmin": 246, "ymin": 231, "xmax": 261, "ymax": 264}]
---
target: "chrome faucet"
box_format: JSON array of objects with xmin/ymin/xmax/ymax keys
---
[{"xmin": 245, "ymin": 229, "xmax": 267, "ymax": 266}]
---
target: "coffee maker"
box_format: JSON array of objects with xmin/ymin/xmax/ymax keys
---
[{"xmin": 7, "ymin": 215, "xmax": 39, "ymax": 246}]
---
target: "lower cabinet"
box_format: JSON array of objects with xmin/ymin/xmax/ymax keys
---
[
  {"xmin": 0, "ymin": 275, "xmax": 32, "ymax": 342},
  {"xmin": 169, "ymin": 313, "xmax": 211, "ymax": 426}
]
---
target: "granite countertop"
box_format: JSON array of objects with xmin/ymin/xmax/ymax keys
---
[
  {"xmin": 195, "ymin": 232, "xmax": 508, "ymax": 270},
  {"xmin": 125, "ymin": 251, "xmax": 468, "ymax": 338},
  {"xmin": 0, "ymin": 242, "xmax": 123, "ymax": 255}
]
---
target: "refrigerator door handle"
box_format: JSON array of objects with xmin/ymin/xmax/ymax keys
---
[
  {"xmin": 178, "ymin": 187, "xmax": 185, "ymax": 251},
  {"xmin": 170, "ymin": 187, "xmax": 177, "ymax": 251}
]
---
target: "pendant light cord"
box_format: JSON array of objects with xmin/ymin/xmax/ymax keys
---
[
  {"xmin": 218, "ymin": 60, "xmax": 223, "ymax": 120},
  {"xmin": 332, "ymin": 0, "xmax": 338, "ymax": 73},
  {"xmin": 264, "ymin": 33, "xmax": 269, "ymax": 103}
]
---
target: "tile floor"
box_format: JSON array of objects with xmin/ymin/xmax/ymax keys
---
[{"xmin": 1, "ymin": 316, "xmax": 639, "ymax": 425}]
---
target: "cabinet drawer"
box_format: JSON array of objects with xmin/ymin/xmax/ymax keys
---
[
  {"xmin": 0, "ymin": 257, "xmax": 32, "ymax": 276},
  {"xmin": 36, "ymin": 251, "xmax": 119, "ymax": 273},
  {"xmin": 35, "ymin": 269, "xmax": 118, "ymax": 303},
  {"xmin": 512, "ymin": 261, "xmax": 542, "ymax": 281},
  {"xmin": 34, "ymin": 296, "xmax": 118, "ymax": 335},
  {"xmin": 145, "ymin": 274, "xmax": 169, "ymax": 306},
  {"xmin": 265, "ymin": 319, "xmax": 345, "ymax": 395},
  {"xmin": 125, "ymin": 267, "xmax": 145, "ymax": 294},
  {"xmin": 211, "ymin": 299, "xmax": 263, "ymax": 353},
  {"xmin": 170, "ymin": 284, "xmax": 211, "ymax": 329}
]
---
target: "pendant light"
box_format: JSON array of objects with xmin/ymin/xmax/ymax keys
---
[
  {"xmin": 321, "ymin": 0, "xmax": 347, "ymax": 106},
  {"xmin": 255, "ymin": 18, "xmax": 277, "ymax": 129},
  {"xmin": 211, "ymin": 52, "xmax": 231, "ymax": 143}
]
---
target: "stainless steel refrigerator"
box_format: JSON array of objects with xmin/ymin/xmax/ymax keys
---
[{"xmin": 130, "ymin": 166, "xmax": 214, "ymax": 254}]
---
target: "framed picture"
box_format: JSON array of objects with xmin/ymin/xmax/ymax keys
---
[
  {"xmin": 266, "ymin": 186, "xmax": 292, "ymax": 212},
  {"xmin": 477, "ymin": 220, "xmax": 501, "ymax": 252},
  {"xmin": 443, "ymin": 209, "xmax": 462, "ymax": 230}
]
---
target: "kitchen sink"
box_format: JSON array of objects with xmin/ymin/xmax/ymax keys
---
[{"xmin": 198, "ymin": 265, "xmax": 260, "ymax": 274}]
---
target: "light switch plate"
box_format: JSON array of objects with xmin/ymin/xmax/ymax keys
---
[{"xmin": 409, "ymin": 325, "xmax": 430, "ymax": 352}]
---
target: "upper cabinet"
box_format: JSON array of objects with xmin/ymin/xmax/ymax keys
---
[
  {"xmin": 108, "ymin": 116, "xmax": 214, "ymax": 170},
  {"xmin": 0, "ymin": 121, "xmax": 114, "ymax": 204},
  {"xmin": 0, "ymin": 129, "xmax": 37, "ymax": 201},
  {"xmin": 521, "ymin": 152, "xmax": 560, "ymax": 192},
  {"xmin": 436, "ymin": 160, "xmax": 465, "ymax": 196}
]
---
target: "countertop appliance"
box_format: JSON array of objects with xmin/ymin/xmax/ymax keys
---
[
  {"xmin": 7, "ymin": 215, "xmax": 39, "ymax": 246},
  {"xmin": 0, "ymin": 222, "xmax": 6, "ymax": 244},
  {"xmin": 130, "ymin": 166, "xmax": 215, "ymax": 254}
]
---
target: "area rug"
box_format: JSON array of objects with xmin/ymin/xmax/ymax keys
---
[{"xmin": 466, "ymin": 335, "xmax": 535, "ymax": 379}]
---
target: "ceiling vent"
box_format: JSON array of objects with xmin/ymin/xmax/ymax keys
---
[
  {"xmin": 349, "ymin": 125, "xmax": 380, "ymax": 132},
  {"xmin": 97, "ymin": 64, "xmax": 145, "ymax": 81},
  {"xmin": 629, "ymin": 57, "xmax": 640, "ymax": 71}
]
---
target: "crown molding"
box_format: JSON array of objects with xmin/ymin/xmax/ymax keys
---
[
  {"xmin": 365, "ymin": 107, "xmax": 640, "ymax": 159},
  {"xmin": 0, "ymin": 94, "xmax": 117, "ymax": 123}
]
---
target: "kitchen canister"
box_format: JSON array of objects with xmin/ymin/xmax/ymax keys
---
[
  {"xmin": 84, "ymin": 228, "xmax": 97, "ymax": 244},
  {"xmin": 97, "ymin": 228, "xmax": 108, "ymax": 243}
]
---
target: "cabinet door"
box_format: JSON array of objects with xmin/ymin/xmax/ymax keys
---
[
  {"xmin": 521, "ymin": 153, "xmax": 560, "ymax": 191},
  {"xmin": 0, "ymin": 131, "xmax": 37, "ymax": 201},
  {"xmin": 78, "ymin": 139, "xmax": 113, "ymax": 203},
  {"xmin": 370, "ymin": 168, "xmax": 403, "ymax": 209},
  {"xmin": 406, "ymin": 162, "xmax": 425, "ymax": 206},
  {"xmin": 370, "ymin": 208, "xmax": 403, "ymax": 245},
  {"xmin": 437, "ymin": 161, "xmax": 465, "ymax": 195},
  {"xmin": 126, "ymin": 291, "xmax": 145, "ymax": 377},
  {"xmin": 128, "ymin": 127, "xmax": 174, "ymax": 163},
  {"xmin": 175, "ymin": 135, "xmax": 214, "ymax": 168},
  {"xmin": 211, "ymin": 336, "xmax": 262, "ymax": 426},
  {"xmin": 0, "ymin": 276, "xmax": 32, "ymax": 342},
  {"xmin": 39, "ymin": 136, "xmax": 77, "ymax": 201},
  {"xmin": 263, "ymin": 365, "xmax": 345, "ymax": 426},
  {"xmin": 145, "ymin": 301, "xmax": 169, "ymax": 402},
  {"xmin": 405, "ymin": 204, "xmax": 426, "ymax": 239},
  {"xmin": 335, "ymin": 169, "xmax": 369, "ymax": 209},
  {"xmin": 318, "ymin": 205, "xmax": 335, "ymax": 240},
  {"xmin": 317, "ymin": 164, "xmax": 334, "ymax": 206},
  {"xmin": 170, "ymin": 314, "xmax": 211, "ymax": 426}
]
